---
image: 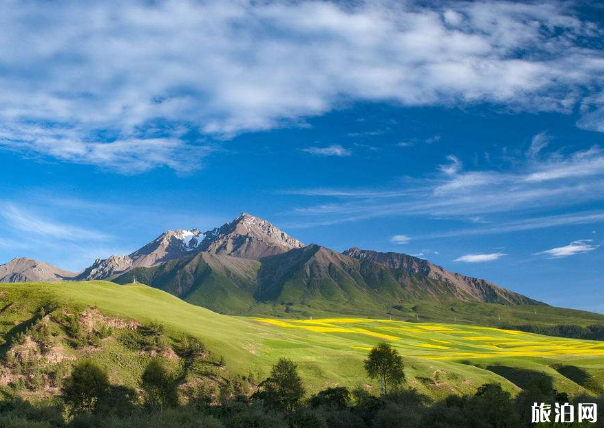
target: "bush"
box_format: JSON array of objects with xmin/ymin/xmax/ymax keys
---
[
  {"xmin": 141, "ymin": 359, "xmax": 179, "ymax": 410},
  {"xmin": 0, "ymin": 415, "xmax": 53, "ymax": 428},
  {"xmin": 62, "ymin": 360, "xmax": 110, "ymax": 413},
  {"xmin": 289, "ymin": 410, "xmax": 327, "ymax": 428},
  {"xmin": 321, "ymin": 410, "xmax": 367, "ymax": 428},
  {"xmin": 174, "ymin": 336, "xmax": 205, "ymax": 358},
  {"xmin": 310, "ymin": 387, "xmax": 351, "ymax": 410},
  {"xmin": 226, "ymin": 409, "xmax": 288, "ymax": 428},
  {"xmin": 105, "ymin": 408, "xmax": 225, "ymax": 428}
]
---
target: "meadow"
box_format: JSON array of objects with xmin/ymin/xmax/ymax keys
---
[{"xmin": 1, "ymin": 281, "xmax": 604, "ymax": 399}]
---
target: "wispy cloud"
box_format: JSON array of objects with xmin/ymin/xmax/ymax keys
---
[
  {"xmin": 439, "ymin": 155, "xmax": 463, "ymax": 175},
  {"xmin": 535, "ymin": 240, "xmax": 600, "ymax": 258},
  {"xmin": 425, "ymin": 135, "xmax": 441, "ymax": 144},
  {"xmin": 524, "ymin": 146, "xmax": 604, "ymax": 182},
  {"xmin": 397, "ymin": 135, "xmax": 441, "ymax": 148},
  {"xmin": 391, "ymin": 235, "xmax": 411, "ymax": 244},
  {"xmin": 0, "ymin": 1, "xmax": 604, "ymax": 171},
  {"xmin": 302, "ymin": 144, "xmax": 351, "ymax": 157},
  {"xmin": 527, "ymin": 131, "xmax": 551, "ymax": 159},
  {"xmin": 454, "ymin": 253, "xmax": 506, "ymax": 263},
  {"xmin": 424, "ymin": 211, "xmax": 604, "ymax": 239},
  {"xmin": 1, "ymin": 204, "xmax": 110, "ymax": 242},
  {"xmin": 347, "ymin": 130, "xmax": 384, "ymax": 137},
  {"xmin": 284, "ymin": 136, "xmax": 604, "ymax": 234},
  {"xmin": 0, "ymin": 124, "xmax": 213, "ymax": 174}
]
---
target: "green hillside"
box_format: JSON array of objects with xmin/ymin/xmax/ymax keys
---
[
  {"xmin": 2, "ymin": 281, "xmax": 604, "ymax": 401},
  {"xmin": 112, "ymin": 246, "xmax": 604, "ymax": 334},
  {"xmin": 113, "ymin": 248, "xmax": 604, "ymax": 333}
]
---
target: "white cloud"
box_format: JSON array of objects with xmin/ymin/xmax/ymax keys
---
[
  {"xmin": 527, "ymin": 131, "xmax": 550, "ymax": 159},
  {"xmin": 391, "ymin": 234, "xmax": 411, "ymax": 244},
  {"xmin": 302, "ymin": 144, "xmax": 351, "ymax": 157},
  {"xmin": 284, "ymin": 136, "xmax": 604, "ymax": 238},
  {"xmin": 0, "ymin": 0, "xmax": 603, "ymax": 171},
  {"xmin": 535, "ymin": 240, "xmax": 599, "ymax": 258},
  {"xmin": 424, "ymin": 210, "xmax": 604, "ymax": 239},
  {"xmin": 397, "ymin": 141, "xmax": 414, "ymax": 147},
  {"xmin": 1, "ymin": 204, "xmax": 110, "ymax": 242},
  {"xmin": 524, "ymin": 146, "xmax": 604, "ymax": 182},
  {"xmin": 426, "ymin": 135, "xmax": 441, "ymax": 144},
  {"xmin": 439, "ymin": 155, "xmax": 463, "ymax": 175},
  {"xmin": 0, "ymin": 123, "xmax": 212, "ymax": 173},
  {"xmin": 454, "ymin": 253, "xmax": 506, "ymax": 263}
]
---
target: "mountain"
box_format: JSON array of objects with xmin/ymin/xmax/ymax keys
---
[
  {"xmin": 342, "ymin": 248, "xmax": 537, "ymax": 305},
  {"xmin": 3, "ymin": 212, "xmax": 543, "ymax": 322},
  {"xmin": 79, "ymin": 213, "xmax": 302, "ymax": 280},
  {"xmin": 76, "ymin": 229, "xmax": 205, "ymax": 280},
  {"xmin": 115, "ymin": 237, "xmax": 542, "ymax": 319},
  {"xmin": 4, "ymin": 212, "xmax": 597, "ymax": 330},
  {"xmin": 199, "ymin": 212, "xmax": 305, "ymax": 259},
  {"xmin": 0, "ymin": 257, "xmax": 76, "ymax": 283}
]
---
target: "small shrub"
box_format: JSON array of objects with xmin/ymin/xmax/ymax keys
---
[
  {"xmin": 227, "ymin": 409, "xmax": 288, "ymax": 428},
  {"xmin": 174, "ymin": 335, "xmax": 205, "ymax": 358},
  {"xmin": 62, "ymin": 360, "xmax": 110, "ymax": 413},
  {"xmin": 141, "ymin": 359, "xmax": 179, "ymax": 410},
  {"xmin": 310, "ymin": 387, "xmax": 351, "ymax": 409}
]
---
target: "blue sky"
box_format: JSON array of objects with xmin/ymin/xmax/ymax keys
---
[{"xmin": 1, "ymin": 0, "xmax": 603, "ymax": 311}]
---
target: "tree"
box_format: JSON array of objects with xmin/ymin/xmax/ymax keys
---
[
  {"xmin": 141, "ymin": 359, "xmax": 179, "ymax": 410},
  {"xmin": 364, "ymin": 343, "xmax": 405, "ymax": 394},
  {"xmin": 309, "ymin": 387, "xmax": 351, "ymax": 409},
  {"xmin": 62, "ymin": 360, "xmax": 110, "ymax": 413},
  {"xmin": 254, "ymin": 358, "xmax": 305, "ymax": 411},
  {"xmin": 468, "ymin": 383, "xmax": 519, "ymax": 428}
]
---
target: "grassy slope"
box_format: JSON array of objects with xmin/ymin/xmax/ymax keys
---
[
  {"xmin": 115, "ymin": 252, "xmax": 604, "ymax": 330},
  {"xmin": 2, "ymin": 281, "xmax": 604, "ymax": 399}
]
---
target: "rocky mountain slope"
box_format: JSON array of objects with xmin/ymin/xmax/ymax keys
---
[
  {"xmin": 78, "ymin": 213, "xmax": 303, "ymax": 280},
  {"xmin": 115, "ymin": 237, "xmax": 541, "ymax": 318},
  {"xmin": 0, "ymin": 257, "xmax": 75, "ymax": 283},
  {"xmin": 76, "ymin": 229, "xmax": 206, "ymax": 280},
  {"xmin": 343, "ymin": 248, "xmax": 537, "ymax": 305},
  {"xmin": 199, "ymin": 212, "xmax": 305, "ymax": 259}
]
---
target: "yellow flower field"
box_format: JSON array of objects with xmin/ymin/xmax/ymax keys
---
[{"xmin": 254, "ymin": 317, "xmax": 604, "ymax": 360}]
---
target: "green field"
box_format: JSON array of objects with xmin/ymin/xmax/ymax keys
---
[{"xmin": 2, "ymin": 281, "xmax": 604, "ymax": 399}]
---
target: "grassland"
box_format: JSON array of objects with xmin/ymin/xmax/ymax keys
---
[{"xmin": 2, "ymin": 281, "xmax": 604, "ymax": 400}]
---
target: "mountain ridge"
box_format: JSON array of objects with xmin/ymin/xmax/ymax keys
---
[
  {"xmin": 76, "ymin": 213, "xmax": 304, "ymax": 280},
  {"xmin": 2, "ymin": 213, "xmax": 545, "ymax": 322},
  {"xmin": 343, "ymin": 247, "xmax": 539, "ymax": 306},
  {"xmin": 0, "ymin": 257, "xmax": 76, "ymax": 283},
  {"xmin": 114, "ymin": 241, "xmax": 542, "ymax": 320}
]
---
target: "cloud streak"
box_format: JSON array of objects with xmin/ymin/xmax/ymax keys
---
[
  {"xmin": 283, "ymin": 135, "xmax": 604, "ymax": 236},
  {"xmin": 0, "ymin": 0, "xmax": 604, "ymax": 171},
  {"xmin": 535, "ymin": 240, "xmax": 600, "ymax": 258},
  {"xmin": 302, "ymin": 144, "xmax": 351, "ymax": 157},
  {"xmin": 454, "ymin": 253, "xmax": 506, "ymax": 263},
  {"xmin": 1, "ymin": 204, "xmax": 110, "ymax": 242},
  {"xmin": 391, "ymin": 235, "xmax": 411, "ymax": 244}
]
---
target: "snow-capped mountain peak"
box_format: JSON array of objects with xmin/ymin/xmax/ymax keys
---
[
  {"xmin": 78, "ymin": 213, "xmax": 305, "ymax": 279},
  {"xmin": 171, "ymin": 229, "xmax": 205, "ymax": 251}
]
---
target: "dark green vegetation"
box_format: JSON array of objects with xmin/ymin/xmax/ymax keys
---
[
  {"xmin": 2, "ymin": 350, "xmax": 604, "ymax": 428},
  {"xmin": 113, "ymin": 245, "xmax": 604, "ymax": 335},
  {"xmin": 509, "ymin": 323, "xmax": 604, "ymax": 341}
]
